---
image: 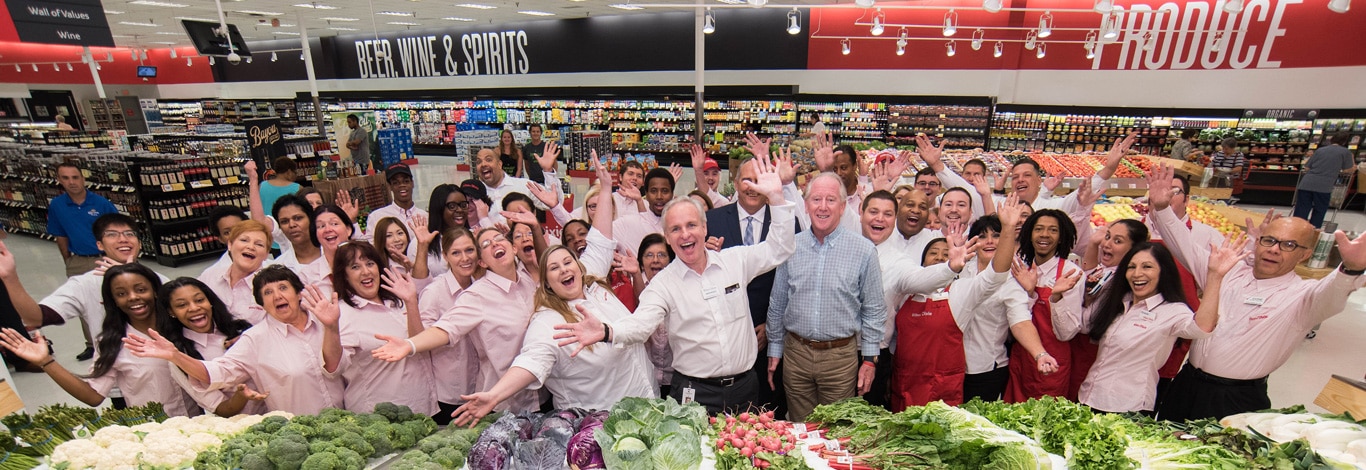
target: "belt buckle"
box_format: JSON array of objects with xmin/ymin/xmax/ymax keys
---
[{"xmin": 719, "ymin": 376, "xmax": 736, "ymax": 387}]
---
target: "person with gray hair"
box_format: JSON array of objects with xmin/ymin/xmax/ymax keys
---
[{"xmin": 553, "ymin": 154, "xmax": 794, "ymax": 414}]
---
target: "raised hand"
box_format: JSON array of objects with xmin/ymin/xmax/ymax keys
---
[
  {"xmin": 501, "ymin": 210, "xmax": 540, "ymax": 229},
  {"xmin": 233, "ymin": 383, "xmax": 270, "ymax": 402},
  {"xmin": 813, "ymin": 131, "xmax": 835, "ymax": 172},
  {"xmin": 914, "ymin": 134, "xmax": 947, "ymax": 171},
  {"xmin": 551, "ymin": 304, "xmax": 605, "ymax": 357},
  {"xmin": 889, "ymin": 150, "xmax": 914, "ymax": 179},
  {"xmin": 336, "ymin": 190, "xmax": 360, "ymax": 222},
  {"xmin": 1105, "ymin": 133, "xmax": 1140, "ymax": 168},
  {"xmin": 370, "ymin": 334, "xmax": 412, "ymax": 362},
  {"xmin": 1012, "ymin": 258, "xmax": 1039, "ymax": 293},
  {"xmin": 451, "ymin": 391, "xmax": 499, "ymax": 428},
  {"xmin": 617, "ymin": 183, "xmax": 642, "ymax": 202},
  {"xmin": 1246, "ymin": 209, "xmax": 1281, "ymax": 242},
  {"xmin": 1077, "ymin": 177, "xmax": 1105, "ymax": 208},
  {"xmin": 870, "ymin": 161, "xmax": 896, "ymax": 193},
  {"xmin": 945, "ymin": 225, "xmax": 979, "ymax": 273},
  {"xmin": 93, "ymin": 254, "xmax": 131, "ymax": 275},
  {"xmin": 527, "ymin": 182, "xmax": 560, "ymax": 208},
  {"xmin": 744, "ymin": 133, "xmax": 772, "ymax": 161},
  {"xmin": 994, "ymin": 171, "xmax": 1008, "ymax": 191},
  {"xmin": 301, "ymin": 285, "xmax": 340, "ymax": 328},
  {"xmin": 998, "ymin": 193, "xmax": 1023, "ymax": 230},
  {"xmin": 741, "ymin": 152, "xmax": 784, "ymax": 202},
  {"xmin": 244, "ymin": 159, "xmax": 259, "ymax": 181},
  {"xmin": 1146, "ymin": 164, "xmax": 1176, "ymax": 211},
  {"xmin": 705, "ymin": 236, "xmax": 724, "ymax": 252},
  {"xmin": 0, "ymin": 328, "xmax": 51, "ymax": 364},
  {"xmin": 1208, "ymin": 232, "xmax": 1251, "ymax": 276},
  {"xmin": 381, "ymin": 266, "xmax": 418, "ymax": 303},
  {"xmin": 121, "ymin": 328, "xmax": 178, "ymax": 360},
  {"xmin": 612, "ymin": 251, "xmax": 639, "ymax": 275},
  {"xmin": 689, "ymin": 145, "xmax": 711, "ymax": 192},
  {"xmin": 1044, "ymin": 174, "xmax": 1062, "ymax": 193},
  {"xmin": 1089, "ymin": 223, "xmax": 1107, "ymax": 247},
  {"xmin": 1051, "ymin": 268, "xmax": 1083, "ymax": 295},
  {"xmin": 473, "ymin": 199, "xmax": 490, "ymax": 224},
  {"xmin": 409, "ymin": 214, "xmax": 437, "ymax": 247},
  {"xmin": 667, "ymin": 163, "xmax": 683, "ymax": 184},
  {"xmin": 775, "ymin": 147, "xmax": 797, "ymax": 186},
  {"xmin": 536, "ymin": 143, "xmax": 560, "ymax": 173}
]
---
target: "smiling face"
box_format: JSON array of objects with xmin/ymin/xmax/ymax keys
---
[
  {"xmin": 56, "ymin": 166, "xmax": 87, "ymax": 197},
  {"xmin": 389, "ymin": 174, "xmax": 415, "ymax": 206},
  {"xmin": 109, "ymin": 272, "xmax": 155, "ymax": 322},
  {"xmin": 259, "ymin": 280, "xmax": 302, "ymax": 323},
  {"xmin": 96, "ymin": 223, "xmax": 141, "ymax": 264},
  {"xmin": 443, "ymin": 234, "xmax": 479, "ymax": 279},
  {"xmin": 922, "ymin": 240, "xmax": 950, "ymax": 267},
  {"xmin": 529, "ymin": 126, "xmax": 542, "ymax": 143},
  {"xmin": 230, "ymin": 230, "xmax": 270, "ymax": 273},
  {"xmin": 314, "ymin": 212, "xmax": 351, "ymax": 252},
  {"xmin": 1010, "ymin": 162, "xmax": 1043, "ymax": 201},
  {"xmin": 644, "ymin": 177, "xmax": 674, "ymax": 216},
  {"xmin": 1126, "ymin": 249, "xmax": 1161, "ymax": 301},
  {"xmin": 1099, "ymin": 222, "xmax": 1136, "ymax": 268},
  {"xmin": 344, "ymin": 252, "xmax": 382, "ymax": 301},
  {"xmin": 833, "ymin": 151, "xmax": 859, "ymax": 194},
  {"xmin": 476, "ymin": 149, "xmax": 504, "ymax": 186},
  {"xmin": 915, "ymin": 174, "xmax": 942, "ymax": 197},
  {"xmin": 861, "ymin": 197, "xmax": 896, "ymax": 245},
  {"xmin": 477, "ymin": 230, "xmax": 516, "ymax": 273},
  {"xmin": 1253, "ymin": 218, "xmax": 1316, "ymax": 279},
  {"xmin": 702, "ymin": 167, "xmax": 720, "ymax": 191},
  {"xmin": 663, "ymin": 202, "xmax": 708, "ymax": 270},
  {"xmin": 1015, "ymin": 205, "xmax": 1034, "ymax": 239},
  {"xmin": 500, "ymin": 130, "xmax": 514, "ymax": 147},
  {"xmin": 641, "ymin": 243, "xmax": 671, "ymax": 279},
  {"xmin": 511, "ymin": 224, "xmax": 537, "ymax": 265},
  {"xmin": 940, "ymin": 190, "xmax": 972, "ymax": 226},
  {"xmin": 734, "ymin": 159, "xmax": 766, "ymax": 213},
  {"xmin": 1030, "ymin": 215, "xmax": 1062, "ymax": 261},
  {"xmin": 168, "ymin": 285, "xmax": 215, "ymax": 334},
  {"xmin": 543, "ymin": 248, "xmax": 585, "ymax": 300},
  {"xmin": 383, "ymin": 223, "xmax": 410, "ymax": 255},
  {"xmin": 277, "ymin": 205, "xmax": 312, "ymax": 247},
  {"xmin": 620, "ymin": 167, "xmax": 644, "ymax": 190},
  {"xmin": 897, "ymin": 191, "xmax": 930, "ymax": 238},
  {"xmin": 444, "ymin": 191, "xmax": 469, "ymax": 228},
  {"xmin": 806, "ymin": 177, "xmax": 845, "ymax": 237},
  {"xmin": 562, "ymin": 223, "xmax": 589, "ymax": 255},
  {"xmin": 976, "ymin": 229, "xmax": 1001, "ymax": 260}
]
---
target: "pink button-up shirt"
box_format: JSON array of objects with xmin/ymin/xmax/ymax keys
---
[
  {"xmin": 338, "ymin": 297, "xmax": 437, "ymax": 416},
  {"xmin": 169, "ymin": 329, "xmax": 267, "ymax": 416},
  {"xmin": 197, "ymin": 314, "xmax": 347, "ymax": 415},
  {"xmin": 87, "ymin": 326, "xmax": 201, "ymax": 417},
  {"xmin": 612, "ymin": 210, "xmax": 662, "ymax": 256},
  {"xmin": 1152, "ymin": 206, "xmax": 1366, "ymax": 380},
  {"xmin": 431, "ymin": 266, "xmax": 540, "ymax": 412},
  {"xmin": 296, "ymin": 256, "xmax": 335, "ymax": 296},
  {"xmin": 1060, "ymin": 293, "xmax": 1212, "ymax": 412},
  {"xmin": 418, "ymin": 271, "xmax": 479, "ymax": 404},
  {"xmin": 200, "ymin": 264, "xmax": 267, "ymax": 325}
]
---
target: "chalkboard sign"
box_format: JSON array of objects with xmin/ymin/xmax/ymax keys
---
[{"xmin": 244, "ymin": 117, "xmax": 286, "ymax": 178}]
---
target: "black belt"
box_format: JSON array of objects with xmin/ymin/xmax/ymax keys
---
[
  {"xmin": 674, "ymin": 370, "xmax": 748, "ymax": 388},
  {"xmin": 1186, "ymin": 364, "xmax": 1268, "ymax": 386}
]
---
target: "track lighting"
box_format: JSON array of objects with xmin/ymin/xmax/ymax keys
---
[
  {"xmin": 841, "ymin": 38, "xmax": 851, "ymax": 55},
  {"xmin": 993, "ymin": 41, "xmax": 1003, "ymax": 58},
  {"xmin": 1038, "ymin": 12, "xmax": 1053, "ymax": 38},
  {"xmin": 896, "ymin": 38, "xmax": 906, "ymax": 55},
  {"xmin": 1328, "ymin": 0, "xmax": 1350, "ymax": 12},
  {"xmin": 272, "ymin": 51, "xmax": 279, "ymax": 61},
  {"xmin": 1094, "ymin": 0, "xmax": 1114, "ymax": 13},
  {"xmin": 188, "ymin": 57, "xmax": 193, "ymax": 66},
  {"xmin": 246, "ymin": 56, "xmax": 253, "ymax": 63},
  {"xmin": 141, "ymin": 50, "xmax": 149, "ymax": 61},
  {"xmin": 1084, "ymin": 31, "xmax": 1099, "ymax": 59},
  {"xmin": 96, "ymin": 63, "xmax": 101, "ymax": 70},
  {"xmin": 106, "ymin": 52, "xmax": 114, "ymax": 62},
  {"xmin": 855, "ymin": 0, "xmax": 874, "ymax": 7},
  {"xmin": 1209, "ymin": 32, "xmax": 1225, "ymax": 52},
  {"xmin": 871, "ymin": 9, "xmax": 884, "ymax": 36},
  {"xmin": 1086, "ymin": 45, "xmax": 1096, "ymax": 59},
  {"xmin": 703, "ymin": 8, "xmax": 715, "ymax": 34},
  {"xmin": 945, "ymin": 41, "xmax": 956, "ymax": 57},
  {"xmin": 170, "ymin": 49, "xmax": 177, "ymax": 58},
  {"xmin": 1223, "ymin": 0, "xmax": 1243, "ymax": 13},
  {"xmin": 971, "ymin": 29, "xmax": 984, "ymax": 50},
  {"xmin": 943, "ymin": 10, "xmax": 958, "ymax": 37},
  {"xmin": 786, "ymin": 8, "xmax": 800, "ymax": 35},
  {"xmin": 1143, "ymin": 33, "xmax": 1156, "ymax": 52},
  {"xmin": 301, "ymin": 52, "xmax": 306, "ymax": 60},
  {"xmin": 1102, "ymin": 13, "xmax": 1119, "ymax": 40},
  {"xmin": 746, "ymin": 0, "xmax": 766, "ymax": 6},
  {"xmin": 982, "ymin": 0, "xmax": 1002, "ymax": 13},
  {"xmin": 67, "ymin": 63, "xmax": 73, "ymax": 71},
  {"xmin": 1025, "ymin": 30, "xmax": 1038, "ymax": 50},
  {"xmin": 13, "ymin": 64, "xmax": 19, "ymax": 72},
  {"xmin": 131, "ymin": 50, "xmax": 138, "ymax": 60},
  {"xmin": 32, "ymin": 64, "xmax": 38, "ymax": 72},
  {"xmin": 1036, "ymin": 42, "xmax": 1046, "ymax": 58},
  {"xmin": 209, "ymin": 56, "xmax": 215, "ymax": 65},
  {"xmin": 54, "ymin": 63, "xmax": 60, "ymax": 71}
]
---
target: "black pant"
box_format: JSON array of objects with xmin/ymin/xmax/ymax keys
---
[
  {"xmin": 864, "ymin": 349, "xmax": 894, "ymax": 409},
  {"xmin": 752, "ymin": 350, "xmax": 787, "ymax": 418},
  {"xmin": 963, "ymin": 366, "xmax": 1011, "ymax": 402},
  {"xmin": 1157, "ymin": 363, "xmax": 1270, "ymax": 422},
  {"xmin": 669, "ymin": 370, "xmax": 759, "ymax": 416},
  {"xmin": 433, "ymin": 402, "xmax": 459, "ymax": 426}
]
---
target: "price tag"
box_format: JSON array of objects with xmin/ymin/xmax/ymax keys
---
[
  {"xmin": 824, "ymin": 439, "xmax": 841, "ymax": 451},
  {"xmin": 791, "ymin": 423, "xmax": 807, "ymax": 434},
  {"xmin": 190, "ymin": 180, "xmax": 212, "ymax": 189},
  {"xmin": 1128, "ymin": 183, "xmax": 1138, "ymax": 189},
  {"xmin": 1110, "ymin": 183, "xmax": 1121, "ymax": 189},
  {"xmin": 836, "ymin": 456, "xmax": 854, "ymax": 465},
  {"xmin": 161, "ymin": 184, "xmax": 174, "ymax": 192},
  {"xmin": 805, "ymin": 431, "xmax": 823, "ymax": 441}
]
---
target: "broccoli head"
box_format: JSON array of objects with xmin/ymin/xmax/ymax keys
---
[
  {"xmin": 332, "ymin": 447, "xmax": 365, "ymax": 470},
  {"xmin": 220, "ymin": 436, "xmax": 268, "ymax": 468},
  {"xmin": 239, "ymin": 450, "xmax": 275, "ymax": 470},
  {"xmin": 373, "ymin": 402, "xmax": 416, "ymax": 423},
  {"xmin": 389, "ymin": 423, "xmax": 420, "ymax": 450},
  {"xmin": 249, "ymin": 416, "xmax": 290, "ymax": 435},
  {"xmin": 266, "ymin": 433, "xmax": 310, "ymax": 470},
  {"xmin": 318, "ymin": 408, "xmax": 354, "ymax": 424},
  {"xmin": 312, "ymin": 421, "xmax": 363, "ymax": 441},
  {"xmin": 362, "ymin": 426, "xmax": 395, "ymax": 457},
  {"xmin": 193, "ymin": 449, "xmax": 227, "ymax": 470},
  {"xmin": 290, "ymin": 415, "xmax": 320, "ymax": 428},
  {"xmin": 278, "ymin": 422, "xmax": 317, "ymax": 439},
  {"xmin": 429, "ymin": 446, "xmax": 466, "ymax": 469},
  {"xmin": 389, "ymin": 450, "xmax": 443, "ymax": 470},
  {"xmin": 299, "ymin": 452, "xmax": 343, "ymax": 470},
  {"xmin": 356, "ymin": 413, "xmax": 389, "ymax": 428},
  {"xmin": 332, "ymin": 431, "xmax": 375, "ymax": 458}
]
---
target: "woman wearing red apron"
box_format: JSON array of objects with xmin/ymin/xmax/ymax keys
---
[
  {"xmin": 1004, "ymin": 209, "xmax": 1083, "ymax": 403},
  {"xmin": 890, "ymin": 198, "xmax": 1026, "ymax": 410},
  {"xmin": 1072, "ymin": 219, "xmax": 1150, "ymax": 400}
]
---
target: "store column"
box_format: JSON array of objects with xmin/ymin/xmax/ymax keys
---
[{"xmin": 299, "ymin": 20, "xmax": 324, "ymax": 136}]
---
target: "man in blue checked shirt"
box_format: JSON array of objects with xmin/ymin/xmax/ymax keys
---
[{"xmin": 766, "ymin": 173, "xmax": 886, "ymax": 422}]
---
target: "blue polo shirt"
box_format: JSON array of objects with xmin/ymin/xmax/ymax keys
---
[{"xmin": 47, "ymin": 191, "xmax": 120, "ymax": 256}]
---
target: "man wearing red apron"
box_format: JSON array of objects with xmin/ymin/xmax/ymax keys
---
[{"xmin": 1004, "ymin": 209, "xmax": 1083, "ymax": 403}]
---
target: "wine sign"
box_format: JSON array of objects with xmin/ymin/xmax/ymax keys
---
[
  {"xmin": 244, "ymin": 117, "xmax": 286, "ymax": 178},
  {"xmin": 5, "ymin": 0, "xmax": 115, "ymax": 47}
]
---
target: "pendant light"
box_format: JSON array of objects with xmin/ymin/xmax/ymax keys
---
[
  {"xmin": 942, "ymin": 10, "xmax": 958, "ymax": 37},
  {"xmin": 870, "ymin": 9, "xmax": 884, "ymax": 36},
  {"xmin": 993, "ymin": 41, "xmax": 1003, "ymax": 57},
  {"xmin": 1328, "ymin": 0, "xmax": 1350, "ymax": 13},
  {"xmin": 1038, "ymin": 12, "xmax": 1053, "ymax": 38},
  {"xmin": 703, "ymin": 8, "xmax": 715, "ymax": 34},
  {"xmin": 841, "ymin": 38, "xmax": 851, "ymax": 55},
  {"xmin": 945, "ymin": 41, "xmax": 956, "ymax": 57},
  {"xmin": 982, "ymin": 0, "xmax": 1002, "ymax": 13},
  {"xmin": 786, "ymin": 8, "xmax": 800, "ymax": 35}
]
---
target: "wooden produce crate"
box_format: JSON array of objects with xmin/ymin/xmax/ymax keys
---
[
  {"xmin": 1314, "ymin": 375, "xmax": 1366, "ymax": 418},
  {"xmin": 1144, "ymin": 156, "xmax": 1205, "ymax": 178},
  {"xmin": 1208, "ymin": 204, "xmax": 1267, "ymax": 230},
  {"xmin": 1191, "ymin": 186, "xmax": 1234, "ymax": 200}
]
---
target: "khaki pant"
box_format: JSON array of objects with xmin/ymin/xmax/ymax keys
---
[
  {"xmin": 63, "ymin": 255, "xmax": 99, "ymax": 350},
  {"xmin": 782, "ymin": 336, "xmax": 857, "ymax": 422}
]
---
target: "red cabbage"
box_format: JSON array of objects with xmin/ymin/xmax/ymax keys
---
[
  {"xmin": 512, "ymin": 437, "xmax": 567, "ymax": 469},
  {"xmin": 467, "ymin": 439, "xmax": 509, "ymax": 470},
  {"xmin": 566, "ymin": 426, "xmax": 605, "ymax": 470}
]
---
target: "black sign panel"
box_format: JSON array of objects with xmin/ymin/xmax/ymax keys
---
[
  {"xmin": 1244, "ymin": 109, "xmax": 1321, "ymax": 120},
  {"xmin": 7, "ymin": 0, "xmax": 115, "ymax": 47},
  {"xmin": 244, "ymin": 118, "xmax": 286, "ymax": 178}
]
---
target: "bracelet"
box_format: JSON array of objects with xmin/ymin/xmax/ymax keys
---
[
  {"xmin": 602, "ymin": 323, "xmax": 613, "ymax": 344},
  {"xmin": 39, "ymin": 358, "xmax": 55, "ymax": 369},
  {"xmin": 405, "ymin": 339, "xmax": 417, "ymax": 357},
  {"xmin": 1034, "ymin": 352, "xmax": 1051, "ymax": 360},
  {"xmin": 1341, "ymin": 265, "xmax": 1366, "ymax": 276}
]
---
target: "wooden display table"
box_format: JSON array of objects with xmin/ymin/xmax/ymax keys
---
[{"xmin": 1144, "ymin": 155, "xmax": 1205, "ymax": 178}]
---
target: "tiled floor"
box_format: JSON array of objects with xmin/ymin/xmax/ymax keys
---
[{"xmin": 5, "ymin": 157, "xmax": 1365, "ymax": 414}]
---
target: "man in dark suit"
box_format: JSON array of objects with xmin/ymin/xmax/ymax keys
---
[{"xmin": 706, "ymin": 156, "xmax": 800, "ymax": 417}]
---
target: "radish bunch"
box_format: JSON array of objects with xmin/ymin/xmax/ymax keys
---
[{"xmin": 709, "ymin": 411, "xmax": 801, "ymax": 468}]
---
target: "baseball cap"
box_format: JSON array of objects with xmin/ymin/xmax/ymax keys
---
[
  {"xmin": 459, "ymin": 178, "xmax": 491, "ymax": 207},
  {"xmin": 702, "ymin": 157, "xmax": 720, "ymax": 172},
  {"xmin": 385, "ymin": 163, "xmax": 413, "ymax": 182}
]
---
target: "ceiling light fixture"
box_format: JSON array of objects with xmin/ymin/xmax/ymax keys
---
[
  {"xmin": 66, "ymin": 63, "xmax": 73, "ymax": 71},
  {"xmin": 141, "ymin": 50, "xmax": 149, "ymax": 61},
  {"xmin": 1024, "ymin": 29, "xmax": 1038, "ymax": 50},
  {"xmin": 945, "ymin": 41, "xmax": 956, "ymax": 57},
  {"xmin": 328, "ymin": 27, "xmax": 357, "ymax": 30},
  {"xmin": 387, "ymin": 21, "xmax": 420, "ymax": 25},
  {"xmin": 277, "ymin": 31, "xmax": 300, "ymax": 35},
  {"xmin": 870, "ymin": 9, "xmax": 885, "ymax": 36},
  {"xmin": 716, "ymin": 0, "xmax": 745, "ymax": 4},
  {"xmin": 609, "ymin": 4, "xmax": 644, "ymax": 10},
  {"xmin": 786, "ymin": 8, "xmax": 801, "ymax": 35},
  {"xmin": 993, "ymin": 41, "xmax": 1003, "ymax": 57},
  {"xmin": 235, "ymin": 10, "xmax": 284, "ymax": 16},
  {"xmin": 320, "ymin": 17, "xmax": 359, "ymax": 21},
  {"xmin": 971, "ymin": 29, "xmax": 984, "ymax": 50},
  {"xmin": 118, "ymin": 21, "xmax": 159, "ymax": 27},
  {"xmin": 293, "ymin": 3, "xmax": 338, "ymax": 9},
  {"xmin": 518, "ymin": 10, "xmax": 554, "ymax": 16},
  {"xmin": 1038, "ymin": 11, "xmax": 1053, "ymax": 38},
  {"xmin": 841, "ymin": 38, "xmax": 851, "ymax": 55},
  {"xmin": 982, "ymin": 0, "xmax": 1002, "ymax": 13},
  {"xmin": 14, "ymin": 64, "xmax": 20, "ymax": 72},
  {"xmin": 105, "ymin": 9, "xmax": 124, "ymax": 14},
  {"xmin": 170, "ymin": 49, "xmax": 177, "ymax": 58},
  {"xmin": 454, "ymin": 3, "xmax": 495, "ymax": 8},
  {"xmin": 1094, "ymin": 0, "xmax": 1114, "ymax": 13},
  {"xmin": 106, "ymin": 52, "xmax": 113, "ymax": 61},
  {"xmin": 703, "ymin": 8, "xmax": 715, "ymax": 34},
  {"xmin": 131, "ymin": 50, "xmax": 138, "ymax": 60},
  {"xmin": 1328, "ymin": 0, "xmax": 1351, "ymax": 12},
  {"xmin": 443, "ymin": 17, "xmax": 476, "ymax": 21},
  {"xmin": 128, "ymin": 0, "xmax": 187, "ymax": 7},
  {"xmin": 1223, "ymin": 0, "xmax": 1244, "ymax": 13},
  {"xmin": 1036, "ymin": 42, "xmax": 1047, "ymax": 58},
  {"xmin": 747, "ymin": 0, "xmax": 767, "ymax": 6},
  {"xmin": 942, "ymin": 10, "xmax": 958, "ymax": 37},
  {"xmin": 855, "ymin": 0, "xmax": 874, "ymax": 7},
  {"xmin": 1102, "ymin": 13, "xmax": 1119, "ymax": 40},
  {"xmin": 1143, "ymin": 32, "xmax": 1156, "ymax": 51},
  {"xmin": 209, "ymin": 56, "xmax": 215, "ymax": 65},
  {"xmin": 174, "ymin": 16, "xmax": 216, "ymax": 22},
  {"xmin": 1209, "ymin": 31, "xmax": 1225, "ymax": 52},
  {"xmin": 376, "ymin": 11, "xmax": 414, "ymax": 16},
  {"xmin": 54, "ymin": 63, "xmax": 61, "ymax": 71},
  {"xmin": 301, "ymin": 52, "xmax": 306, "ymax": 60},
  {"xmin": 245, "ymin": 56, "xmax": 253, "ymax": 63},
  {"xmin": 187, "ymin": 57, "xmax": 193, "ymax": 66},
  {"xmin": 271, "ymin": 51, "xmax": 278, "ymax": 61},
  {"xmin": 96, "ymin": 63, "xmax": 101, "ymax": 70},
  {"xmin": 895, "ymin": 39, "xmax": 906, "ymax": 56}
]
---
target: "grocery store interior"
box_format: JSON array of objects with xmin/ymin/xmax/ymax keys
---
[{"xmin": 2, "ymin": 0, "xmax": 1366, "ymax": 465}]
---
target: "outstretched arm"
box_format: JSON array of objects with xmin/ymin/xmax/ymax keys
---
[{"xmin": 0, "ymin": 329, "xmax": 104, "ymax": 406}]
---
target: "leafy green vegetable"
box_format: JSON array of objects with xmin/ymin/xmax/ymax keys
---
[{"xmin": 595, "ymin": 397, "xmax": 707, "ymax": 470}]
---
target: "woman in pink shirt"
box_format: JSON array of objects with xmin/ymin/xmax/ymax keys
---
[
  {"xmin": 418, "ymin": 227, "xmax": 484, "ymax": 423},
  {"xmin": 0, "ymin": 264, "xmax": 200, "ymax": 416},
  {"xmin": 1054, "ymin": 239, "xmax": 1245, "ymax": 413},
  {"xmin": 302, "ymin": 205, "xmax": 356, "ymax": 292},
  {"xmin": 203, "ymin": 221, "xmax": 272, "ymax": 324},
  {"xmin": 1070, "ymin": 219, "xmax": 1149, "ymax": 401},
  {"xmin": 123, "ymin": 265, "xmax": 347, "ymax": 415},
  {"xmin": 153, "ymin": 277, "xmax": 267, "ymax": 416},
  {"xmin": 332, "ymin": 241, "xmax": 436, "ymax": 416}
]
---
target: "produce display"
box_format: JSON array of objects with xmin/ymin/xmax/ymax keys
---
[
  {"xmin": 593, "ymin": 397, "xmax": 709, "ymax": 470},
  {"xmin": 1188, "ymin": 200, "xmax": 1244, "ymax": 235},
  {"xmin": 1220, "ymin": 407, "xmax": 1366, "ymax": 466},
  {"xmin": 464, "ymin": 408, "xmax": 607, "ymax": 470},
  {"xmin": 710, "ymin": 410, "xmax": 808, "ymax": 470},
  {"xmin": 197, "ymin": 403, "xmax": 438, "ymax": 470}
]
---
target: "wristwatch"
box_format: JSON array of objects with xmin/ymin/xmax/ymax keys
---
[
  {"xmin": 861, "ymin": 355, "xmax": 878, "ymax": 365},
  {"xmin": 1341, "ymin": 265, "xmax": 1366, "ymax": 276}
]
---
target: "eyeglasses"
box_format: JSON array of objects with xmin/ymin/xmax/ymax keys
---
[
  {"xmin": 512, "ymin": 231, "xmax": 533, "ymax": 241},
  {"xmin": 915, "ymin": 180, "xmax": 942, "ymax": 188},
  {"xmin": 479, "ymin": 234, "xmax": 508, "ymax": 249},
  {"xmin": 1258, "ymin": 236, "xmax": 1305, "ymax": 252},
  {"xmin": 1170, "ymin": 188, "xmax": 1186, "ymax": 196},
  {"xmin": 102, "ymin": 230, "xmax": 138, "ymax": 240},
  {"xmin": 642, "ymin": 252, "xmax": 671, "ymax": 260},
  {"xmin": 445, "ymin": 201, "xmax": 470, "ymax": 211}
]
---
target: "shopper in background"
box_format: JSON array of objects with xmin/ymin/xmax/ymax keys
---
[
  {"xmin": 152, "ymin": 278, "xmax": 265, "ymax": 417},
  {"xmin": 363, "ymin": 164, "xmax": 427, "ymax": 248},
  {"xmin": 1294, "ymin": 132, "xmax": 1356, "ymax": 228},
  {"xmin": 122, "ymin": 265, "xmax": 346, "ymax": 415},
  {"xmin": 766, "ymin": 173, "xmax": 886, "ymax": 421},
  {"xmin": 1147, "ymin": 164, "xmax": 1366, "ymax": 421},
  {"xmin": 1004, "ymin": 209, "xmax": 1084, "ymax": 403},
  {"xmin": 298, "ymin": 187, "xmax": 325, "ymax": 210},
  {"xmin": 345, "ymin": 114, "xmax": 371, "ymax": 172},
  {"xmin": 418, "ymin": 227, "xmax": 483, "ymax": 423},
  {"xmin": 201, "ymin": 221, "xmax": 271, "ymax": 324},
  {"xmin": 497, "ymin": 129, "xmax": 524, "ymax": 177},
  {"xmin": 1209, "ymin": 137, "xmax": 1246, "ymax": 193},
  {"xmin": 1170, "ymin": 129, "xmax": 1199, "ymax": 161},
  {"xmin": 522, "ymin": 124, "xmax": 548, "ymax": 184},
  {"xmin": 612, "ymin": 167, "xmax": 675, "ymax": 256},
  {"xmin": 689, "ymin": 145, "xmax": 729, "ymax": 208},
  {"xmin": 553, "ymin": 155, "xmax": 794, "ymax": 415},
  {"xmin": 806, "ymin": 113, "xmax": 826, "ymax": 138},
  {"xmin": 54, "ymin": 114, "xmax": 75, "ymax": 130},
  {"xmin": 0, "ymin": 264, "xmax": 200, "ymax": 416},
  {"xmin": 258, "ymin": 157, "xmax": 302, "ymax": 238},
  {"xmin": 48, "ymin": 162, "xmax": 121, "ymax": 359}
]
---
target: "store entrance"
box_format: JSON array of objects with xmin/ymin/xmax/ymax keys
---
[{"xmin": 23, "ymin": 90, "xmax": 83, "ymax": 130}]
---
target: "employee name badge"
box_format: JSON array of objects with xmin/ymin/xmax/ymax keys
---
[
  {"xmin": 681, "ymin": 386, "xmax": 696, "ymax": 405},
  {"xmin": 1244, "ymin": 296, "xmax": 1266, "ymax": 306}
]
